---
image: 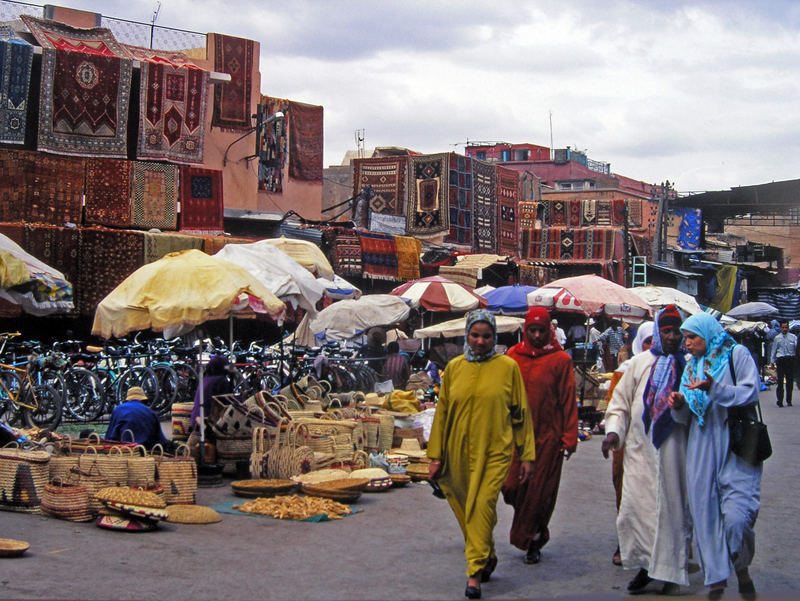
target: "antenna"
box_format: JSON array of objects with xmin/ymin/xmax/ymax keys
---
[
  {"xmin": 354, "ymin": 129, "xmax": 365, "ymax": 158},
  {"xmin": 149, "ymin": 1, "xmax": 162, "ymax": 49}
]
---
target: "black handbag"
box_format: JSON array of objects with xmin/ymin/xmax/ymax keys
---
[
  {"xmin": 728, "ymin": 402, "xmax": 772, "ymax": 466},
  {"xmin": 726, "ymin": 352, "xmax": 772, "ymax": 465}
]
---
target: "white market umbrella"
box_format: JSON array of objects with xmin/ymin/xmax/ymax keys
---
[
  {"xmin": 309, "ymin": 294, "xmax": 410, "ymax": 341},
  {"xmin": 629, "ymin": 285, "xmax": 704, "ymax": 316},
  {"xmin": 413, "ymin": 315, "xmax": 525, "ymax": 339},
  {"xmin": 726, "ymin": 301, "xmax": 779, "ymax": 320}
]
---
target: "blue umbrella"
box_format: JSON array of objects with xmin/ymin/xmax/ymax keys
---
[{"xmin": 484, "ymin": 284, "xmax": 538, "ymax": 315}]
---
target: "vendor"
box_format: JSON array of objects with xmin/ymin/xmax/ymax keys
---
[
  {"xmin": 190, "ymin": 355, "xmax": 232, "ymax": 430},
  {"xmin": 105, "ymin": 386, "xmax": 168, "ymax": 449}
]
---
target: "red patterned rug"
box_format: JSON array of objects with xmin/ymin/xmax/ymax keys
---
[
  {"xmin": 288, "ymin": 101, "xmax": 323, "ymax": 182},
  {"xmin": 23, "ymin": 224, "xmax": 81, "ymax": 289},
  {"xmin": 212, "ymin": 34, "xmax": 253, "ymax": 130},
  {"xmin": 358, "ymin": 231, "xmax": 397, "ymax": 281},
  {"xmin": 471, "ymin": 159, "xmax": 496, "ymax": 254},
  {"xmin": 77, "ymin": 228, "xmax": 144, "ymax": 315},
  {"xmin": 132, "ymin": 161, "xmax": 178, "ymax": 230},
  {"xmin": 518, "ymin": 201, "xmax": 537, "ymax": 229},
  {"xmin": 85, "ymin": 158, "xmax": 132, "ymax": 227},
  {"xmin": 407, "ymin": 153, "xmax": 449, "ymax": 235},
  {"xmin": 179, "ymin": 167, "xmax": 223, "ymax": 233},
  {"xmin": 22, "ymin": 16, "xmax": 133, "ymax": 158},
  {"xmin": 496, "ymin": 166, "xmax": 519, "ymax": 257},
  {"xmin": 444, "ymin": 153, "xmax": 472, "ymax": 247},
  {"xmin": 24, "ymin": 154, "xmax": 85, "ymax": 225},
  {"xmin": 258, "ymin": 95, "xmax": 289, "ymax": 192},
  {"xmin": 322, "ymin": 227, "xmax": 362, "ymax": 278},
  {"xmin": 127, "ymin": 45, "xmax": 208, "ymax": 164},
  {"xmin": 568, "ymin": 199, "xmax": 582, "ymax": 227},
  {"xmin": 0, "ymin": 149, "xmax": 28, "ymax": 222},
  {"xmin": 0, "ymin": 222, "xmax": 24, "ymax": 246},
  {"xmin": 352, "ymin": 156, "xmax": 406, "ymax": 215}
]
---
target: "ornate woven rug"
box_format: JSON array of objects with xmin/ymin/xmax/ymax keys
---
[
  {"xmin": 568, "ymin": 199, "xmax": 582, "ymax": 227},
  {"xmin": 23, "ymin": 224, "xmax": 81, "ymax": 288},
  {"xmin": 627, "ymin": 198, "xmax": 643, "ymax": 227},
  {"xmin": 596, "ymin": 199, "xmax": 612, "ymax": 226},
  {"xmin": 0, "ymin": 149, "xmax": 28, "ymax": 222},
  {"xmin": 77, "ymin": 228, "xmax": 144, "ymax": 315},
  {"xmin": 471, "ymin": 159, "xmax": 496, "ymax": 254},
  {"xmin": 612, "ymin": 199, "xmax": 627, "ymax": 226},
  {"xmin": 212, "ymin": 34, "xmax": 253, "ymax": 130},
  {"xmin": 132, "ymin": 161, "xmax": 178, "ymax": 230},
  {"xmin": 444, "ymin": 153, "xmax": 472, "ymax": 247},
  {"xmin": 288, "ymin": 101, "xmax": 323, "ymax": 182},
  {"xmin": 127, "ymin": 45, "xmax": 208, "ymax": 164},
  {"xmin": 257, "ymin": 95, "xmax": 289, "ymax": 192},
  {"xmin": 518, "ymin": 201, "xmax": 538, "ymax": 229},
  {"xmin": 24, "ymin": 154, "xmax": 85, "ymax": 225},
  {"xmin": 85, "ymin": 158, "xmax": 132, "ymax": 227},
  {"xmin": 582, "ymin": 199, "xmax": 597, "ymax": 226},
  {"xmin": 143, "ymin": 231, "xmax": 204, "ymax": 263},
  {"xmin": 549, "ymin": 200, "xmax": 567, "ymax": 226},
  {"xmin": 394, "ymin": 235, "xmax": 421, "ymax": 281},
  {"xmin": 407, "ymin": 153, "xmax": 449, "ymax": 235},
  {"xmin": 496, "ymin": 166, "xmax": 519, "ymax": 257},
  {"xmin": 23, "ymin": 16, "xmax": 133, "ymax": 158},
  {"xmin": 0, "ymin": 26, "xmax": 33, "ymax": 145},
  {"xmin": 358, "ymin": 231, "xmax": 398, "ymax": 280},
  {"xmin": 179, "ymin": 167, "xmax": 223, "ymax": 233},
  {"xmin": 0, "ymin": 222, "xmax": 24, "ymax": 246},
  {"xmin": 322, "ymin": 227, "xmax": 362, "ymax": 277},
  {"xmin": 353, "ymin": 156, "xmax": 406, "ymax": 215}
]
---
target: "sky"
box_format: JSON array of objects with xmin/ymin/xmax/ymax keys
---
[{"xmin": 16, "ymin": 0, "xmax": 800, "ymax": 193}]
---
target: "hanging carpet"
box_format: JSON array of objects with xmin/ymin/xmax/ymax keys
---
[
  {"xmin": 444, "ymin": 153, "xmax": 472, "ymax": 246},
  {"xmin": 582, "ymin": 199, "xmax": 597, "ymax": 226},
  {"xmin": 394, "ymin": 235, "xmax": 421, "ymax": 282},
  {"xmin": 406, "ymin": 153, "xmax": 449, "ymax": 235},
  {"xmin": 257, "ymin": 95, "xmax": 289, "ymax": 192},
  {"xmin": 550, "ymin": 199, "xmax": 567, "ymax": 226},
  {"xmin": 518, "ymin": 201, "xmax": 538, "ymax": 229},
  {"xmin": 22, "ymin": 16, "xmax": 132, "ymax": 158},
  {"xmin": 496, "ymin": 166, "xmax": 519, "ymax": 257},
  {"xmin": 77, "ymin": 228, "xmax": 143, "ymax": 315},
  {"xmin": 0, "ymin": 26, "xmax": 34, "ymax": 145},
  {"xmin": 132, "ymin": 161, "xmax": 178, "ymax": 230},
  {"xmin": 358, "ymin": 231, "xmax": 398, "ymax": 281},
  {"xmin": 288, "ymin": 101, "xmax": 323, "ymax": 182},
  {"xmin": 568, "ymin": 199, "xmax": 582, "ymax": 227},
  {"xmin": 211, "ymin": 34, "xmax": 253, "ymax": 130},
  {"xmin": 471, "ymin": 159, "xmax": 496, "ymax": 254},
  {"xmin": 322, "ymin": 227, "xmax": 362, "ymax": 277},
  {"xmin": 0, "ymin": 149, "xmax": 28, "ymax": 222},
  {"xmin": 84, "ymin": 158, "xmax": 132, "ymax": 227},
  {"xmin": 353, "ymin": 156, "xmax": 406, "ymax": 215},
  {"xmin": 23, "ymin": 224, "xmax": 81, "ymax": 288},
  {"xmin": 24, "ymin": 154, "xmax": 85, "ymax": 225},
  {"xmin": 126, "ymin": 44, "xmax": 208, "ymax": 164},
  {"xmin": 596, "ymin": 199, "xmax": 612, "ymax": 226},
  {"xmin": 143, "ymin": 231, "xmax": 204, "ymax": 264},
  {"xmin": 179, "ymin": 167, "xmax": 223, "ymax": 233}
]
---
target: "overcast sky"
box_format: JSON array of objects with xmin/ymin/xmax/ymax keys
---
[{"xmin": 22, "ymin": 0, "xmax": 800, "ymax": 193}]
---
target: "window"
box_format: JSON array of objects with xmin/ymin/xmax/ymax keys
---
[
  {"xmin": 512, "ymin": 149, "xmax": 529, "ymax": 161},
  {"xmin": 476, "ymin": 151, "xmax": 486, "ymax": 160},
  {"xmin": 500, "ymin": 149, "xmax": 510, "ymax": 161}
]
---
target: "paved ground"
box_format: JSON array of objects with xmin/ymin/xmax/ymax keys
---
[{"xmin": 1, "ymin": 385, "xmax": 798, "ymax": 601}]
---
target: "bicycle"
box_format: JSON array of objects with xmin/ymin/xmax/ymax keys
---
[{"xmin": 0, "ymin": 332, "xmax": 62, "ymax": 430}]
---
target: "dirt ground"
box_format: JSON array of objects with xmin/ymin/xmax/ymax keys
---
[{"xmin": 1, "ymin": 386, "xmax": 798, "ymax": 601}]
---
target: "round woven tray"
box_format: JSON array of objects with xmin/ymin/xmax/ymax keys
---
[
  {"xmin": 404, "ymin": 464, "xmax": 430, "ymax": 482},
  {"xmin": 300, "ymin": 484, "xmax": 362, "ymax": 503},
  {"xmin": 390, "ymin": 474, "xmax": 411, "ymax": 487},
  {"xmin": 231, "ymin": 479, "xmax": 297, "ymax": 498},
  {"xmin": 365, "ymin": 477, "xmax": 393, "ymax": 492},
  {"xmin": 0, "ymin": 538, "xmax": 30, "ymax": 557},
  {"xmin": 292, "ymin": 469, "xmax": 350, "ymax": 485},
  {"xmin": 166, "ymin": 504, "xmax": 222, "ymax": 524}
]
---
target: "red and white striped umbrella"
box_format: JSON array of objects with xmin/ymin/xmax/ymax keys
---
[
  {"xmin": 390, "ymin": 276, "xmax": 488, "ymax": 312},
  {"xmin": 527, "ymin": 274, "xmax": 651, "ymax": 323}
]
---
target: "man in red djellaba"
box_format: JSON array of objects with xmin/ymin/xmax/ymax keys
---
[{"xmin": 502, "ymin": 306, "xmax": 578, "ymax": 564}]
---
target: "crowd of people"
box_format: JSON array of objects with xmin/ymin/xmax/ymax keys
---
[{"xmin": 428, "ymin": 305, "xmax": 768, "ymax": 600}]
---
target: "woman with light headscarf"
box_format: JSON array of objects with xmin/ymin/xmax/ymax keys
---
[
  {"xmin": 428, "ymin": 310, "xmax": 535, "ymax": 600},
  {"xmin": 668, "ymin": 313, "xmax": 761, "ymax": 601}
]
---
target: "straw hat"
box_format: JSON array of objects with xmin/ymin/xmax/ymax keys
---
[
  {"xmin": 126, "ymin": 386, "xmax": 148, "ymax": 401},
  {"xmin": 391, "ymin": 438, "xmax": 428, "ymax": 459}
]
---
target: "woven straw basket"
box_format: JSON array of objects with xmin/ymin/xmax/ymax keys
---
[
  {"xmin": 153, "ymin": 444, "xmax": 197, "ymax": 505},
  {"xmin": 41, "ymin": 478, "xmax": 92, "ymax": 522},
  {"xmin": 0, "ymin": 447, "xmax": 50, "ymax": 513}
]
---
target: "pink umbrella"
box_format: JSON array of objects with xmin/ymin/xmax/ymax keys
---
[
  {"xmin": 527, "ymin": 274, "xmax": 651, "ymax": 323},
  {"xmin": 390, "ymin": 276, "xmax": 488, "ymax": 312}
]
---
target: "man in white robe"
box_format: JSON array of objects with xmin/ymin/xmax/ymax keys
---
[{"xmin": 602, "ymin": 305, "xmax": 691, "ymax": 594}]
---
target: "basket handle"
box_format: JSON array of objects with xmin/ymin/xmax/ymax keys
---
[
  {"xmin": 84, "ymin": 445, "xmax": 98, "ymax": 456},
  {"xmin": 87, "ymin": 432, "xmax": 101, "ymax": 444},
  {"xmin": 133, "ymin": 444, "xmax": 148, "ymax": 458},
  {"xmin": 121, "ymin": 428, "xmax": 136, "ymax": 444},
  {"xmin": 151, "ymin": 443, "xmax": 165, "ymax": 458},
  {"xmin": 174, "ymin": 443, "xmax": 190, "ymax": 457}
]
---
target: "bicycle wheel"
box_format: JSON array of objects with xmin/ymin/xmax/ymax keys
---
[
  {"xmin": 115, "ymin": 366, "xmax": 159, "ymax": 407},
  {"xmin": 0, "ymin": 370, "xmax": 24, "ymax": 426},
  {"xmin": 173, "ymin": 361, "xmax": 198, "ymax": 404},
  {"xmin": 23, "ymin": 383, "xmax": 62, "ymax": 430},
  {"xmin": 151, "ymin": 364, "xmax": 178, "ymax": 415},
  {"xmin": 63, "ymin": 366, "xmax": 106, "ymax": 422}
]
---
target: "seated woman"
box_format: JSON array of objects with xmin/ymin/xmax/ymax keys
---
[{"xmin": 190, "ymin": 355, "xmax": 233, "ymax": 431}]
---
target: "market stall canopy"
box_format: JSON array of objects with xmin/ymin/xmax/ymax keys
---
[
  {"xmin": 0, "ymin": 233, "xmax": 74, "ymax": 316},
  {"xmin": 439, "ymin": 254, "xmax": 507, "ymax": 288},
  {"xmin": 528, "ymin": 274, "xmax": 651, "ymax": 324},
  {"xmin": 317, "ymin": 274, "xmax": 361, "ymax": 300},
  {"xmin": 214, "ymin": 241, "xmax": 325, "ymax": 314},
  {"xmin": 260, "ymin": 237, "xmax": 334, "ymax": 279},
  {"xmin": 309, "ymin": 294, "xmax": 411, "ymax": 341},
  {"xmin": 629, "ymin": 285, "xmax": 703, "ymax": 316},
  {"xmin": 414, "ymin": 315, "xmax": 525, "ymax": 339},
  {"xmin": 483, "ymin": 285, "xmax": 538, "ymax": 315},
  {"xmin": 726, "ymin": 301, "xmax": 779, "ymax": 320},
  {"xmin": 390, "ymin": 276, "xmax": 487, "ymax": 312},
  {"xmin": 92, "ymin": 249, "xmax": 286, "ymax": 339}
]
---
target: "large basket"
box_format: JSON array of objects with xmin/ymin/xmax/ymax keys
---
[
  {"xmin": 41, "ymin": 478, "xmax": 92, "ymax": 522},
  {"xmin": 49, "ymin": 453, "xmax": 80, "ymax": 483},
  {"xmin": 126, "ymin": 446, "xmax": 156, "ymax": 488},
  {"xmin": 77, "ymin": 447, "xmax": 128, "ymax": 487},
  {"xmin": 153, "ymin": 444, "xmax": 197, "ymax": 505},
  {"xmin": 70, "ymin": 462, "xmax": 107, "ymax": 515},
  {"xmin": 0, "ymin": 448, "xmax": 50, "ymax": 513},
  {"xmin": 171, "ymin": 402, "xmax": 194, "ymax": 443}
]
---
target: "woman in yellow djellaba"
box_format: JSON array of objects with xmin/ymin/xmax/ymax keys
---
[{"xmin": 428, "ymin": 310, "xmax": 535, "ymax": 600}]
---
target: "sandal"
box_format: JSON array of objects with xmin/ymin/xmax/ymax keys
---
[
  {"xmin": 480, "ymin": 555, "xmax": 497, "ymax": 583},
  {"xmin": 465, "ymin": 583, "xmax": 481, "ymax": 599},
  {"xmin": 612, "ymin": 546, "xmax": 622, "ymax": 566},
  {"xmin": 627, "ymin": 569, "xmax": 653, "ymax": 594}
]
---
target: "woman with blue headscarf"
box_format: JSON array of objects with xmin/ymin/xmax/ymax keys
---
[
  {"xmin": 428, "ymin": 310, "xmax": 535, "ymax": 599},
  {"xmin": 668, "ymin": 313, "xmax": 762, "ymax": 601}
]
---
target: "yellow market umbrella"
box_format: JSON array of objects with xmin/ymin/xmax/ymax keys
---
[
  {"xmin": 92, "ymin": 249, "xmax": 286, "ymax": 339},
  {"xmin": 0, "ymin": 250, "xmax": 31, "ymax": 288},
  {"xmin": 260, "ymin": 237, "xmax": 334, "ymax": 279}
]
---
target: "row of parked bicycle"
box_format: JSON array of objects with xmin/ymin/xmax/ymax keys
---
[{"xmin": 0, "ymin": 332, "xmax": 385, "ymax": 431}]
